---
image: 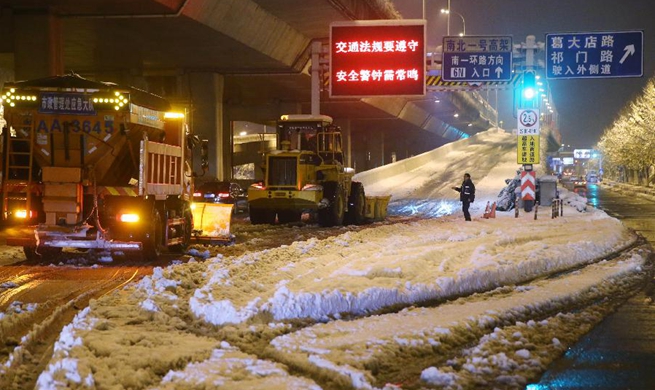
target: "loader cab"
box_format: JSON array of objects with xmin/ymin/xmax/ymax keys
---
[
  {"xmin": 277, "ymin": 114, "xmax": 331, "ymax": 152},
  {"xmin": 276, "ymin": 114, "xmax": 343, "ymax": 164}
]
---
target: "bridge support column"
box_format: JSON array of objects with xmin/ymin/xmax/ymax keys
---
[
  {"xmin": 362, "ymin": 127, "xmax": 385, "ymax": 170},
  {"xmin": 380, "ymin": 131, "xmax": 385, "ymax": 166},
  {"xmin": 334, "ymin": 118, "xmax": 352, "ymax": 168},
  {"xmin": 188, "ymin": 72, "xmax": 229, "ymax": 180},
  {"xmin": 12, "ymin": 10, "xmax": 64, "ymax": 79}
]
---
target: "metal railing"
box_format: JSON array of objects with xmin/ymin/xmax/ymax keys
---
[
  {"xmin": 551, "ymin": 198, "xmax": 563, "ymax": 218},
  {"xmin": 515, "ymin": 196, "xmax": 563, "ymax": 219}
]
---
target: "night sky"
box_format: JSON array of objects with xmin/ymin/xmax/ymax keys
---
[{"xmin": 393, "ymin": 0, "xmax": 655, "ymax": 148}]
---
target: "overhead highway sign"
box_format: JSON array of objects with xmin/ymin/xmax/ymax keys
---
[
  {"xmin": 545, "ymin": 31, "xmax": 643, "ymax": 79},
  {"xmin": 442, "ymin": 35, "xmax": 513, "ymax": 82}
]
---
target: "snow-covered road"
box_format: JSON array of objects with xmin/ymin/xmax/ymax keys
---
[{"xmin": 2, "ymin": 129, "xmax": 652, "ymax": 389}]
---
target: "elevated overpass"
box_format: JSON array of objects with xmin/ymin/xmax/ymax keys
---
[{"xmin": 0, "ymin": 0, "xmax": 497, "ymax": 180}]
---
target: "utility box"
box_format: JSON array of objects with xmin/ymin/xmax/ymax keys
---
[{"xmin": 538, "ymin": 175, "xmax": 558, "ymax": 206}]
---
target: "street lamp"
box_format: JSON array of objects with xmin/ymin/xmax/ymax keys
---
[{"xmin": 440, "ymin": 9, "xmax": 466, "ymax": 36}]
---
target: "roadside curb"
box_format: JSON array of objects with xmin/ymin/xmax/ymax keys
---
[{"xmin": 602, "ymin": 181, "xmax": 655, "ymax": 202}]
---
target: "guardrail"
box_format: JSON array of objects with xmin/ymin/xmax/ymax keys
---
[{"xmin": 515, "ymin": 196, "xmax": 563, "ymax": 220}]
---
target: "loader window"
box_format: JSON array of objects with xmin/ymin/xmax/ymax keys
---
[
  {"xmin": 268, "ymin": 156, "xmax": 297, "ymax": 187},
  {"xmin": 317, "ymin": 132, "xmax": 343, "ymax": 164},
  {"xmin": 277, "ymin": 122, "xmax": 322, "ymax": 151}
]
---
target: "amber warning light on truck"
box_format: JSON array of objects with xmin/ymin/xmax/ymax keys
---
[{"xmin": 330, "ymin": 20, "xmax": 426, "ymax": 98}]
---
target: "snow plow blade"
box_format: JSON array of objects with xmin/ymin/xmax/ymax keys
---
[
  {"xmin": 191, "ymin": 203, "xmax": 234, "ymax": 244},
  {"xmin": 364, "ymin": 195, "xmax": 391, "ymax": 222}
]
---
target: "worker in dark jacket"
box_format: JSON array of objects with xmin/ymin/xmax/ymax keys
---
[{"xmin": 452, "ymin": 173, "xmax": 476, "ymax": 221}]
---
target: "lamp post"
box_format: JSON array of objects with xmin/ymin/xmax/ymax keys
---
[
  {"xmin": 440, "ymin": 8, "xmax": 466, "ymax": 36},
  {"xmin": 447, "ymin": 0, "xmax": 450, "ymax": 36}
]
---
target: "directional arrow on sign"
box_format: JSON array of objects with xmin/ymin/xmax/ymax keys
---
[
  {"xmin": 495, "ymin": 67, "xmax": 503, "ymax": 78},
  {"xmin": 619, "ymin": 44, "xmax": 635, "ymax": 64}
]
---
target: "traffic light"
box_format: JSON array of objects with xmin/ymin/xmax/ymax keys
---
[{"xmin": 521, "ymin": 70, "xmax": 537, "ymax": 103}]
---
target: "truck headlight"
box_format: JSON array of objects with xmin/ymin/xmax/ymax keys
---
[
  {"xmin": 119, "ymin": 213, "xmax": 140, "ymax": 223},
  {"xmin": 15, "ymin": 209, "xmax": 29, "ymax": 219}
]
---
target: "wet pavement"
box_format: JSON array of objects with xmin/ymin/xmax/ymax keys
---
[{"xmin": 530, "ymin": 183, "xmax": 655, "ymax": 389}]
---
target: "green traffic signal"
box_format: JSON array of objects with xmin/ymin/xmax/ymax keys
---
[{"xmin": 522, "ymin": 70, "xmax": 536, "ymax": 101}]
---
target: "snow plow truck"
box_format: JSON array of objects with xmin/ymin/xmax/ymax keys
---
[
  {"xmin": 247, "ymin": 114, "xmax": 389, "ymax": 226},
  {"xmin": 0, "ymin": 74, "xmax": 233, "ymax": 261}
]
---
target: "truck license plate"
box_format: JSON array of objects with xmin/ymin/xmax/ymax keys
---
[{"xmin": 274, "ymin": 192, "xmax": 286, "ymax": 197}]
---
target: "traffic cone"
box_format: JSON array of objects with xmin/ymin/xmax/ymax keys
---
[
  {"xmin": 490, "ymin": 202, "xmax": 496, "ymax": 218},
  {"xmin": 483, "ymin": 201, "xmax": 491, "ymax": 218}
]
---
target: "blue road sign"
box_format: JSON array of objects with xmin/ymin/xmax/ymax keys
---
[
  {"xmin": 546, "ymin": 31, "xmax": 643, "ymax": 79},
  {"xmin": 442, "ymin": 36, "xmax": 513, "ymax": 82}
]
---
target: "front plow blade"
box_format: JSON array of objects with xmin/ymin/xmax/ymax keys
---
[{"xmin": 191, "ymin": 203, "xmax": 234, "ymax": 244}]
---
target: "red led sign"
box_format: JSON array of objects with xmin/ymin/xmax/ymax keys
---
[{"xmin": 330, "ymin": 20, "xmax": 426, "ymax": 98}]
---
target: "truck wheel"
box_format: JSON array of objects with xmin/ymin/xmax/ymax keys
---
[
  {"xmin": 23, "ymin": 246, "xmax": 62, "ymax": 263},
  {"xmin": 144, "ymin": 208, "xmax": 164, "ymax": 260},
  {"xmin": 23, "ymin": 246, "xmax": 39, "ymax": 262},
  {"xmin": 277, "ymin": 210, "xmax": 302, "ymax": 224},
  {"xmin": 318, "ymin": 182, "xmax": 345, "ymax": 227},
  {"xmin": 170, "ymin": 209, "xmax": 192, "ymax": 253},
  {"xmin": 345, "ymin": 182, "xmax": 366, "ymax": 225}
]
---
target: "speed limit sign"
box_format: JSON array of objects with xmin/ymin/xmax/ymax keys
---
[{"xmin": 518, "ymin": 109, "xmax": 540, "ymax": 135}]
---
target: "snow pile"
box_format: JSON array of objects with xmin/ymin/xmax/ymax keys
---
[
  {"xmin": 158, "ymin": 342, "xmax": 321, "ymax": 389},
  {"xmin": 36, "ymin": 308, "xmax": 97, "ymax": 389},
  {"xmin": 189, "ymin": 210, "xmax": 631, "ymax": 326},
  {"xmin": 0, "ymin": 301, "xmax": 37, "ymax": 322},
  {"xmin": 356, "ymin": 129, "xmax": 529, "ymax": 217},
  {"xmin": 269, "ymin": 247, "xmax": 648, "ymax": 389}
]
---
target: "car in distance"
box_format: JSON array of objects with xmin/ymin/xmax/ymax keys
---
[
  {"xmin": 586, "ymin": 173, "xmax": 599, "ymax": 183},
  {"xmin": 572, "ymin": 177, "xmax": 587, "ymax": 195},
  {"xmin": 193, "ymin": 181, "xmax": 248, "ymax": 213}
]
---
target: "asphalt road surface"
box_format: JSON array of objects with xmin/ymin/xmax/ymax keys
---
[{"xmin": 533, "ymin": 183, "xmax": 655, "ymax": 389}]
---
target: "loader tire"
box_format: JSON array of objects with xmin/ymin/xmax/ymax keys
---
[
  {"xmin": 318, "ymin": 182, "xmax": 345, "ymax": 227},
  {"xmin": 250, "ymin": 208, "xmax": 276, "ymax": 225},
  {"xmin": 345, "ymin": 181, "xmax": 366, "ymax": 225},
  {"xmin": 277, "ymin": 210, "xmax": 302, "ymax": 224}
]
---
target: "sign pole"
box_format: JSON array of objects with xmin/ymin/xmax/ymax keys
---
[
  {"xmin": 522, "ymin": 35, "xmax": 537, "ymax": 212},
  {"xmin": 446, "ymin": 0, "xmax": 451, "ymax": 36},
  {"xmin": 311, "ymin": 41, "xmax": 321, "ymax": 116}
]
